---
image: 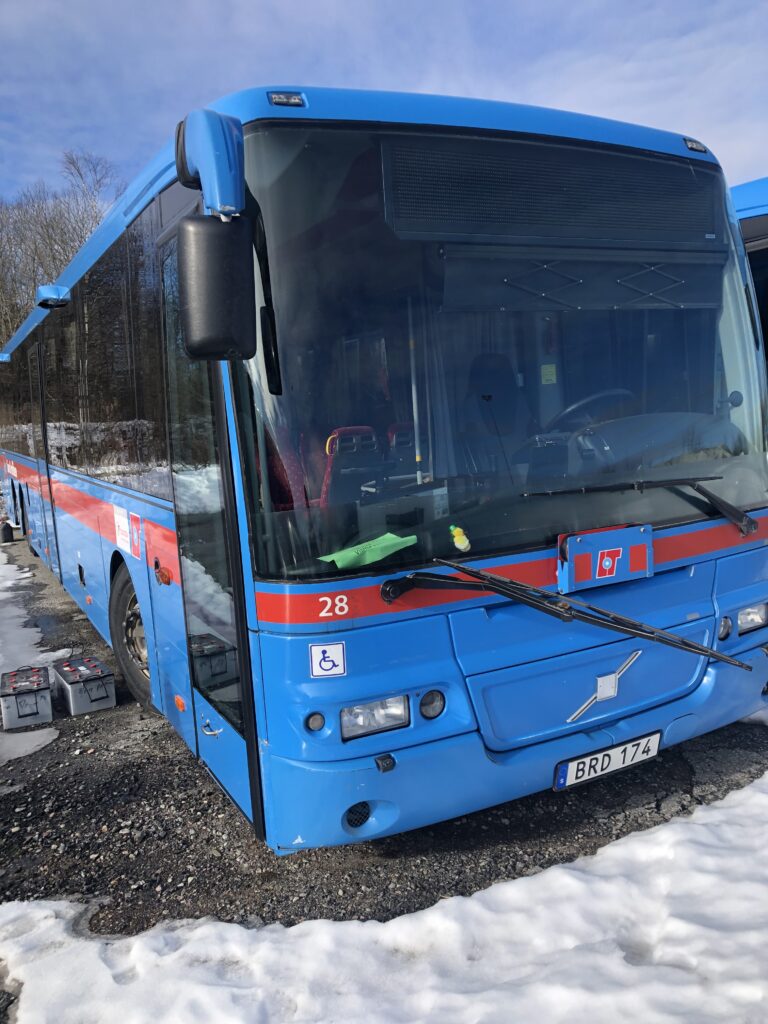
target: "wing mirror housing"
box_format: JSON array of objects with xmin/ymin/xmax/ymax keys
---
[
  {"xmin": 175, "ymin": 108, "xmax": 254, "ymax": 359},
  {"xmin": 177, "ymin": 215, "xmax": 256, "ymax": 360},
  {"xmin": 36, "ymin": 284, "xmax": 71, "ymax": 309}
]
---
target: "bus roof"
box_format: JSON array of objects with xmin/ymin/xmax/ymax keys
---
[
  {"xmin": 732, "ymin": 176, "xmax": 768, "ymax": 221},
  {"xmin": 1, "ymin": 84, "xmax": 721, "ymax": 358}
]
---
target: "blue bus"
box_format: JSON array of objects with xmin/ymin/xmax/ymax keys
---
[
  {"xmin": 733, "ymin": 176, "xmax": 768, "ymax": 341},
  {"xmin": 2, "ymin": 87, "xmax": 768, "ymax": 854}
]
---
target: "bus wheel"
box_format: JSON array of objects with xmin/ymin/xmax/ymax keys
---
[{"xmin": 109, "ymin": 563, "xmax": 151, "ymax": 705}]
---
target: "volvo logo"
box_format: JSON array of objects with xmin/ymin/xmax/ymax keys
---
[{"xmin": 567, "ymin": 650, "xmax": 642, "ymax": 723}]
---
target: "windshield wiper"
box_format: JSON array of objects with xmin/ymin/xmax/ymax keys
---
[
  {"xmin": 523, "ymin": 475, "xmax": 758, "ymax": 537},
  {"xmin": 380, "ymin": 557, "xmax": 750, "ymax": 671}
]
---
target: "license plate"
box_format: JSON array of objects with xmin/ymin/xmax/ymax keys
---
[{"xmin": 553, "ymin": 732, "xmax": 661, "ymax": 790}]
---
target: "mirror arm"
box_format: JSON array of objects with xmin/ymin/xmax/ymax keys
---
[{"xmin": 175, "ymin": 109, "xmax": 245, "ymax": 218}]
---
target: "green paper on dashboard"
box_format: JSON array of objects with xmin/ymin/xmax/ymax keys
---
[{"xmin": 318, "ymin": 533, "xmax": 418, "ymax": 569}]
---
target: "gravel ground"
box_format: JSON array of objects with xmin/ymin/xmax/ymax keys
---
[{"xmin": 2, "ymin": 535, "xmax": 768, "ymax": 939}]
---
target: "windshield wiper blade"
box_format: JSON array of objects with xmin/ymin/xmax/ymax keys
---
[
  {"xmin": 380, "ymin": 558, "xmax": 750, "ymax": 672},
  {"xmin": 524, "ymin": 475, "xmax": 759, "ymax": 537}
]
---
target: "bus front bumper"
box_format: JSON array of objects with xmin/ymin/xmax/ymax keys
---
[{"xmin": 263, "ymin": 645, "xmax": 768, "ymax": 853}]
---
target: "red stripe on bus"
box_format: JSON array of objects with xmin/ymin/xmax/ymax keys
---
[
  {"xmin": 629, "ymin": 543, "xmax": 648, "ymax": 573},
  {"xmin": 256, "ymin": 555, "xmax": 559, "ymax": 625},
  {"xmin": 5, "ymin": 459, "xmax": 40, "ymax": 491},
  {"xmin": 255, "ymin": 518, "xmax": 767, "ymax": 625},
  {"xmin": 50, "ymin": 476, "xmax": 113, "ymax": 540},
  {"xmin": 574, "ymin": 552, "xmax": 592, "ymax": 583},
  {"xmin": 5, "ymin": 455, "xmax": 768, "ymax": 624},
  {"xmin": 144, "ymin": 519, "xmax": 181, "ymax": 583},
  {"xmin": 653, "ymin": 518, "xmax": 768, "ymax": 563},
  {"xmin": 8, "ymin": 467, "xmax": 181, "ymax": 586}
]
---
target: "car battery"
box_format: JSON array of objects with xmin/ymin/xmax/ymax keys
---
[
  {"xmin": 0, "ymin": 666, "xmax": 53, "ymax": 730},
  {"xmin": 189, "ymin": 633, "xmax": 238, "ymax": 691},
  {"xmin": 51, "ymin": 657, "xmax": 116, "ymax": 716}
]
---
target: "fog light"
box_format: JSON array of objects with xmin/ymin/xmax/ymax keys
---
[
  {"xmin": 340, "ymin": 696, "xmax": 409, "ymax": 740},
  {"xmin": 738, "ymin": 603, "xmax": 768, "ymax": 634},
  {"xmin": 419, "ymin": 689, "xmax": 445, "ymax": 719},
  {"xmin": 306, "ymin": 712, "xmax": 325, "ymax": 732},
  {"xmin": 718, "ymin": 616, "xmax": 733, "ymax": 641}
]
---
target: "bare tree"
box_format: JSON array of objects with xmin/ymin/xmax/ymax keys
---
[{"xmin": 0, "ymin": 151, "xmax": 124, "ymax": 344}]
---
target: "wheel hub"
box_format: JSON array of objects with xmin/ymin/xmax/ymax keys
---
[{"xmin": 123, "ymin": 594, "xmax": 149, "ymax": 678}]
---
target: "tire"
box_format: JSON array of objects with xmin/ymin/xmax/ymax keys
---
[{"xmin": 109, "ymin": 563, "xmax": 152, "ymax": 705}]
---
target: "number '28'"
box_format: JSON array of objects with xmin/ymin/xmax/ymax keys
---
[{"xmin": 318, "ymin": 595, "xmax": 349, "ymax": 618}]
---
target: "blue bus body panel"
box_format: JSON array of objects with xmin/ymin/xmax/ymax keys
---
[
  {"xmin": 258, "ymin": 615, "xmax": 477, "ymax": 763},
  {"xmin": 732, "ymin": 176, "xmax": 768, "ymax": 220},
  {"xmin": 265, "ymin": 644, "xmax": 768, "ymax": 853},
  {"xmin": 194, "ymin": 689, "xmax": 253, "ymax": 818}
]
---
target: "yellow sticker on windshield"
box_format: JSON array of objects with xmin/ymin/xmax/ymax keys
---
[{"xmin": 541, "ymin": 363, "xmax": 558, "ymax": 385}]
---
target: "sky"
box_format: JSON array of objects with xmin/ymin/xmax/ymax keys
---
[{"xmin": 0, "ymin": 0, "xmax": 766, "ymax": 199}]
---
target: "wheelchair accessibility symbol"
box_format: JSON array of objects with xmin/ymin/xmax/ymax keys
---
[{"xmin": 309, "ymin": 642, "xmax": 346, "ymax": 678}]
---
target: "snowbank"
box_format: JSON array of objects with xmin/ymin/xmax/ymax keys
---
[{"xmin": 1, "ymin": 770, "xmax": 768, "ymax": 1022}]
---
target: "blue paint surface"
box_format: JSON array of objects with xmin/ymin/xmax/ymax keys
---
[{"xmin": 732, "ymin": 176, "xmax": 768, "ymax": 220}]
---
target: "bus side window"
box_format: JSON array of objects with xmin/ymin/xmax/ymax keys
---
[{"xmin": 127, "ymin": 200, "xmax": 172, "ymax": 500}]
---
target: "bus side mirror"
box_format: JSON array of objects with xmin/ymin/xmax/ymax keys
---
[{"xmin": 177, "ymin": 215, "xmax": 257, "ymax": 361}]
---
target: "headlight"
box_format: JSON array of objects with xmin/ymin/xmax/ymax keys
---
[
  {"xmin": 737, "ymin": 603, "xmax": 768, "ymax": 634},
  {"xmin": 340, "ymin": 696, "xmax": 409, "ymax": 740}
]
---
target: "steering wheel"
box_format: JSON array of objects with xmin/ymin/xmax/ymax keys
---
[{"xmin": 545, "ymin": 388, "xmax": 636, "ymax": 433}]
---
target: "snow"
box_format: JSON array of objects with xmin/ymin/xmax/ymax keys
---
[{"xmin": 1, "ymin": 774, "xmax": 768, "ymax": 1021}]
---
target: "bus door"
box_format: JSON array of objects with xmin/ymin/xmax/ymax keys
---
[
  {"xmin": 27, "ymin": 343, "xmax": 61, "ymax": 578},
  {"xmin": 156, "ymin": 238, "xmax": 255, "ymax": 819}
]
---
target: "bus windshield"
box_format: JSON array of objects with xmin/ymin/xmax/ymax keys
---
[{"xmin": 235, "ymin": 125, "xmax": 767, "ymax": 580}]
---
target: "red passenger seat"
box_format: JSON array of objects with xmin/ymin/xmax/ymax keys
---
[{"xmin": 319, "ymin": 426, "xmax": 382, "ymax": 507}]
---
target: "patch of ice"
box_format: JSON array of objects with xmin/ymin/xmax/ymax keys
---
[
  {"xmin": 0, "ymin": 550, "xmax": 70, "ymax": 674},
  {"xmin": 0, "ymin": 728, "xmax": 59, "ymax": 767}
]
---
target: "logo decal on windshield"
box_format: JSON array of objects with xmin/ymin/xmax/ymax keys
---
[{"xmin": 596, "ymin": 547, "xmax": 623, "ymax": 578}]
